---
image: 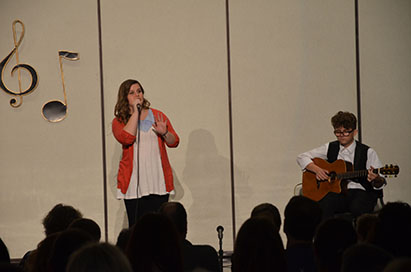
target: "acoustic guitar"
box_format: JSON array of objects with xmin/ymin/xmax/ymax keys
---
[{"xmin": 302, "ymin": 158, "xmax": 399, "ymax": 201}]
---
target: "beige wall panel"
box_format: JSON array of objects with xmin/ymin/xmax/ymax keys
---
[
  {"xmin": 101, "ymin": 0, "xmax": 231, "ymax": 250},
  {"xmin": 360, "ymin": 1, "xmax": 411, "ymax": 204},
  {"xmin": 230, "ymin": 0, "xmax": 357, "ymax": 240},
  {"xmin": 0, "ymin": 0, "xmax": 103, "ymax": 258}
]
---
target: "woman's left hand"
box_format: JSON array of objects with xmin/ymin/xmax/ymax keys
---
[{"xmin": 153, "ymin": 114, "xmax": 167, "ymax": 135}]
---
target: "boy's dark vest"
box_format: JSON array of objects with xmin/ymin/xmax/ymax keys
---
[{"xmin": 326, "ymin": 140, "xmax": 382, "ymax": 197}]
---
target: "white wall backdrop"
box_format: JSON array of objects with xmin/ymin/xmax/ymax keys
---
[
  {"xmin": 229, "ymin": 0, "xmax": 358, "ymax": 236},
  {"xmin": 360, "ymin": 0, "xmax": 411, "ymax": 204},
  {"xmin": 0, "ymin": 0, "xmax": 104, "ymax": 258}
]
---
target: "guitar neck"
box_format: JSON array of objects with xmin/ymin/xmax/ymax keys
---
[{"xmin": 337, "ymin": 168, "xmax": 377, "ymax": 180}]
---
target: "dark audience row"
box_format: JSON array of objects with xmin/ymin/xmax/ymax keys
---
[{"xmin": 1, "ymin": 197, "xmax": 411, "ymax": 272}]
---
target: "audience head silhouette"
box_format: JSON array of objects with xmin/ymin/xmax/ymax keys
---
[
  {"xmin": 314, "ymin": 217, "xmax": 357, "ymax": 272},
  {"xmin": 355, "ymin": 213, "xmax": 378, "ymax": 243},
  {"xmin": 42, "ymin": 203, "xmax": 83, "ymax": 236},
  {"xmin": 373, "ymin": 201, "xmax": 411, "ymax": 257},
  {"xmin": 232, "ymin": 217, "xmax": 286, "ymax": 272},
  {"xmin": 159, "ymin": 202, "xmax": 220, "ymax": 272},
  {"xmin": 341, "ymin": 243, "xmax": 393, "ymax": 272},
  {"xmin": 68, "ymin": 218, "xmax": 101, "ymax": 242},
  {"xmin": 28, "ymin": 233, "xmax": 59, "ymax": 272},
  {"xmin": 126, "ymin": 213, "xmax": 183, "ymax": 272},
  {"xmin": 116, "ymin": 228, "xmax": 131, "ymax": 253},
  {"xmin": 284, "ymin": 195, "xmax": 322, "ymax": 243},
  {"xmin": 159, "ymin": 202, "xmax": 187, "ymax": 241},
  {"xmin": 67, "ymin": 242, "xmax": 132, "ymax": 272},
  {"xmin": 0, "ymin": 238, "xmax": 10, "ymax": 264},
  {"xmin": 383, "ymin": 257, "xmax": 411, "ymax": 272},
  {"xmin": 251, "ymin": 203, "xmax": 282, "ymax": 232},
  {"xmin": 49, "ymin": 229, "xmax": 93, "ymax": 272}
]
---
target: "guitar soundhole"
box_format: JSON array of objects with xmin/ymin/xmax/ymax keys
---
[{"xmin": 329, "ymin": 172, "xmax": 337, "ymax": 181}]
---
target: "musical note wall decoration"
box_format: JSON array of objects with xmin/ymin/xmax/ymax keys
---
[
  {"xmin": 0, "ymin": 20, "xmax": 39, "ymax": 108},
  {"xmin": 41, "ymin": 50, "xmax": 79, "ymax": 122}
]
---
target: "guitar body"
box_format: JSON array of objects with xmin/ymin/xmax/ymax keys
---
[{"xmin": 302, "ymin": 158, "xmax": 352, "ymax": 202}]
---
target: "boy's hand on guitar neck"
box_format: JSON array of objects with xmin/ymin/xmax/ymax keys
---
[
  {"xmin": 367, "ymin": 167, "xmax": 378, "ymax": 182},
  {"xmin": 368, "ymin": 167, "xmax": 386, "ymax": 188},
  {"xmin": 306, "ymin": 162, "xmax": 330, "ymax": 181}
]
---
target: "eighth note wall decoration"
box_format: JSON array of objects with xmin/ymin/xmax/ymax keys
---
[
  {"xmin": 42, "ymin": 51, "xmax": 79, "ymax": 123},
  {"xmin": 0, "ymin": 20, "xmax": 39, "ymax": 108}
]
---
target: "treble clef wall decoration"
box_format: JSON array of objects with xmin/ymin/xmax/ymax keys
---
[{"xmin": 0, "ymin": 20, "xmax": 39, "ymax": 108}]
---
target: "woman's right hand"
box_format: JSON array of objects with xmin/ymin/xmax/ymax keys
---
[{"xmin": 129, "ymin": 97, "xmax": 142, "ymax": 113}]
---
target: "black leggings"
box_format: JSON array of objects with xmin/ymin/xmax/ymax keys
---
[{"xmin": 124, "ymin": 194, "xmax": 169, "ymax": 227}]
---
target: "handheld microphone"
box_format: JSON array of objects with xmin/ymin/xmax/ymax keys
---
[
  {"xmin": 137, "ymin": 104, "xmax": 142, "ymax": 112},
  {"xmin": 217, "ymin": 225, "xmax": 224, "ymax": 240}
]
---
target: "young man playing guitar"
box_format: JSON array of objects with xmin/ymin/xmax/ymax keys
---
[{"xmin": 297, "ymin": 111, "xmax": 386, "ymax": 220}]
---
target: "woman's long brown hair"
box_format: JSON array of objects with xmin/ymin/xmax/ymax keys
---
[{"xmin": 114, "ymin": 79, "xmax": 150, "ymax": 124}]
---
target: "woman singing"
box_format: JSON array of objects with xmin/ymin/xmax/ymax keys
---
[{"xmin": 112, "ymin": 79, "xmax": 179, "ymax": 227}]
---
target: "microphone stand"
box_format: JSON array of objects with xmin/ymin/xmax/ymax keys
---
[
  {"xmin": 134, "ymin": 106, "xmax": 142, "ymax": 223},
  {"xmin": 217, "ymin": 226, "xmax": 224, "ymax": 272}
]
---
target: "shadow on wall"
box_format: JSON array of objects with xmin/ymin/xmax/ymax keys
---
[
  {"xmin": 108, "ymin": 128, "xmax": 250, "ymax": 242},
  {"xmin": 170, "ymin": 168, "xmax": 185, "ymax": 201},
  {"xmin": 182, "ymin": 129, "xmax": 250, "ymax": 236}
]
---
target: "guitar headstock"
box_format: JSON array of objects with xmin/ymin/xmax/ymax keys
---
[{"xmin": 380, "ymin": 164, "xmax": 400, "ymax": 177}]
